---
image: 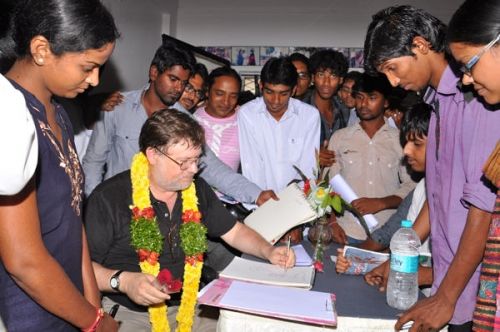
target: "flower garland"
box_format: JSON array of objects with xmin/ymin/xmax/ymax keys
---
[{"xmin": 130, "ymin": 152, "xmax": 207, "ymax": 332}]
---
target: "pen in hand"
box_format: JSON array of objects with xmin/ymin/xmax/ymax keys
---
[
  {"xmin": 108, "ymin": 304, "xmax": 119, "ymax": 318},
  {"xmin": 285, "ymin": 235, "xmax": 291, "ymax": 271}
]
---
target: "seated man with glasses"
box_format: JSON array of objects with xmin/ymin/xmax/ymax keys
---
[
  {"xmin": 174, "ymin": 63, "xmax": 208, "ymax": 114},
  {"xmin": 85, "ymin": 109, "xmax": 295, "ymax": 331}
]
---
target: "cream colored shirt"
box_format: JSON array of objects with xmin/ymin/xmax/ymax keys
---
[{"xmin": 326, "ymin": 121, "xmax": 415, "ymax": 240}]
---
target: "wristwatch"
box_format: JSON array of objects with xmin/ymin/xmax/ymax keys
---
[{"xmin": 110, "ymin": 270, "xmax": 124, "ymax": 291}]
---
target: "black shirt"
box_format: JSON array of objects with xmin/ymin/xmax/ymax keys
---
[{"xmin": 85, "ymin": 170, "xmax": 237, "ymax": 311}]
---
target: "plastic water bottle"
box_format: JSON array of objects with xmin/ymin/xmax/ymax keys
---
[{"xmin": 386, "ymin": 220, "xmax": 421, "ymax": 310}]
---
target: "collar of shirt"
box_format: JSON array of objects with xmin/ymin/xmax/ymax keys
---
[
  {"xmin": 130, "ymin": 84, "xmax": 150, "ymax": 113},
  {"xmin": 424, "ymin": 65, "xmax": 464, "ymax": 105},
  {"xmin": 345, "ymin": 118, "xmax": 392, "ymax": 137},
  {"xmin": 256, "ymin": 97, "xmax": 300, "ymax": 121}
]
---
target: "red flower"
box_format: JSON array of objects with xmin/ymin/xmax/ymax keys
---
[
  {"xmin": 167, "ymin": 279, "xmax": 183, "ymax": 292},
  {"xmin": 157, "ymin": 268, "xmax": 183, "ymax": 292},
  {"xmin": 185, "ymin": 253, "xmax": 204, "ymax": 266},
  {"xmin": 141, "ymin": 207, "xmax": 155, "ymax": 219},
  {"xmin": 303, "ymin": 180, "xmax": 311, "ymax": 195},
  {"xmin": 185, "ymin": 256, "xmax": 196, "ymax": 266},
  {"xmin": 313, "ymin": 261, "xmax": 324, "ymax": 272},
  {"xmin": 147, "ymin": 251, "xmax": 159, "ymax": 265},
  {"xmin": 138, "ymin": 248, "xmax": 150, "ymax": 262},
  {"xmin": 182, "ymin": 210, "xmax": 202, "ymax": 223},
  {"xmin": 132, "ymin": 207, "xmax": 141, "ymax": 220},
  {"xmin": 157, "ymin": 268, "xmax": 173, "ymax": 285}
]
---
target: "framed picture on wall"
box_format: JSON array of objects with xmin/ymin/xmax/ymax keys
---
[
  {"xmin": 162, "ymin": 34, "xmax": 231, "ymax": 74},
  {"xmin": 231, "ymin": 47, "xmax": 260, "ymax": 66},
  {"xmin": 259, "ymin": 47, "xmax": 290, "ymax": 65},
  {"xmin": 289, "ymin": 47, "xmax": 327, "ymax": 58},
  {"xmin": 349, "ymin": 48, "xmax": 364, "ymax": 68},
  {"xmin": 333, "ymin": 47, "xmax": 350, "ymax": 60},
  {"xmin": 201, "ymin": 47, "xmax": 232, "ymax": 63}
]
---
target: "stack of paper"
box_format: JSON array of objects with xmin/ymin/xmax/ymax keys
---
[
  {"xmin": 220, "ymin": 256, "xmax": 315, "ymax": 289},
  {"xmin": 293, "ymin": 244, "xmax": 313, "ymax": 266},
  {"xmin": 198, "ymin": 278, "xmax": 337, "ymax": 326}
]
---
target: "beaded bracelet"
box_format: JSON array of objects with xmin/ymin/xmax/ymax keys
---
[{"xmin": 82, "ymin": 307, "xmax": 104, "ymax": 332}]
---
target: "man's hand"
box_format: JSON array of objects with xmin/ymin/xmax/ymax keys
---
[
  {"xmin": 394, "ymin": 294, "xmax": 454, "ymax": 332},
  {"xmin": 331, "ymin": 222, "xmax": 348, "ymax": 244},
  {"xmin": 364, "ymin": 260, "xmax": 389, "ymax": 291},
  {"xmin": 351, "ymin": 197, "xmax": 385, "ymax": 215},
  {"xmin": 335, "ymin": 248, "xmax": 351, "ymax": 274},
  {"xmin": 319, "ymin": 146, "xmax": 336, "ymax": 167},
  {"xmin": 256, "ymin": 190, "xmax": 278, "ymax": 206},
  {"xmin": 266, "ymin": 246, "xmax": 295, "ymax": 269},
  {"xmin": 120, "ymin": 271, "xmax": 170, "ymax": 306},
  {"xmin": 101, "ymin": 91, "xmax": 123, "ymax": 112}
]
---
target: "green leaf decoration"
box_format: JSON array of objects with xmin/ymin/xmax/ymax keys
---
[
  {"xmin": 130, "ymin": 217, "xmax": 164, "ymax": 253},
  {"xmin": 332, "ymin": 195, "xmax": 342, "ymax": 213},
  {"xmin": 180, "ymin": 222, "xmax": 208, "ymax": 256}
]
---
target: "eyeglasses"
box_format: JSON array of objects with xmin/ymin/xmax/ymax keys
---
[
  {"xmin": 460, "ymin": 33, "xmax": 500, "ymax": 75},
  {"xmin": 314, "ymin": 70, "xmax": 338, "ymax": 80},
  {"xmin": 184, "ymin": 83, "xmax": 205, "ymax": 100},
  {"xmin": 155, "ymin": 147, "xmax": 203, "ymax": 170}
]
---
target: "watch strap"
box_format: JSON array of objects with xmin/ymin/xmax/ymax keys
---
[{"xmin": 110, "ymin": 270, "xmax": 124, "ymax": 291}]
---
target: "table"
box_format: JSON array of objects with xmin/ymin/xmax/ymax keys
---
[{"xmin": 216, "ymin": 241, "xmax": 445, "ymax": 331}]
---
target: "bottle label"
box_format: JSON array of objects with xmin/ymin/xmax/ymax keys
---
[{"xmin": 390, "ymin": 253, "xmax": 418, "ymax": 273}]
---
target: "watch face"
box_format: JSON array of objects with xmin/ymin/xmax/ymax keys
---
[{"xmin": 111, "ymin": 277, "xmax": 118, "ymax": 289}]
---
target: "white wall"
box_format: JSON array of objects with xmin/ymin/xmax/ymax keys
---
[
  {"xmin": 176, "ymin": 0, "xmax": 463, "ymax": 47},
  {"xmin": 99, "ymin": 0, "xmax": 464, "ymax": 91},
  {"xmin": 97, "ymin": 0, "xmax": 178, "ymax": 92}
]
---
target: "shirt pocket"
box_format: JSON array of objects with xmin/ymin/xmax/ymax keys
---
[
  {"xmin": 339, "ymin": 148, "xmax": 362, "ymax": 174},
  {"xmin": 114, "ymin": 126, "xmax": 140, "ymax": 148},
  {"xmin": 286, "ymin": 136, "xmax": 304, "ymax": 164},
  {"xmin": 376, "ymin": 152, "xmax": 402, "ymax": 187}
]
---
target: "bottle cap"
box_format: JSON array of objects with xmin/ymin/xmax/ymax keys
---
[{"xmin": 401, "ymin": 220, "xmax": 412, "ymax": 228}]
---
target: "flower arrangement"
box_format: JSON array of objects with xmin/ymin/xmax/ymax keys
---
[
  {"xmin": 294, "ymin": 162, "xmax": 368, "ymax": 272},
  {"xmin": 130, "ymin": 152, "xmax": 207, "ymax": 332},
  {"xmin": 299, "ymin": 166, "xmax": 344, "ymax": 272}
]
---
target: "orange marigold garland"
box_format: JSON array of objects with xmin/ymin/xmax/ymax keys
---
[{"xmin": 130, "ymin": 152, "xmax": 207, "ymax": 332}]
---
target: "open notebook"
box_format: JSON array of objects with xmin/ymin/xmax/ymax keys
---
[
  {"xmin": 198, "ymin": 278, "xmax": 337, "ymax": 327},
  {"xmin": 220, "ymin": 256, "xmax": 315, "ymax": 289},
  {"xmin": 244, "ymin": 183, "xmax": 317, "ymax": 244}
]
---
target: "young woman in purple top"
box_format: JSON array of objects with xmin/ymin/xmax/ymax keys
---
[
  {"xmin": 0, "ymin": 0, "xmax": 119, "ymax": 330},
  {"xmin": 448, "ymin": 1, "xmax": 500, "ymax": 330}
]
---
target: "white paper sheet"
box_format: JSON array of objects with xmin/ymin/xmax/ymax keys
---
[
  {"xmin": 329, "ymin": 174, "xmax": 379, "ymax": 230},
  {"xmin": 220, "ymin": 256, "xmax": 315, "ymax": 289},
  {"xmin": 293, "ymin": 244, "xmax": 313, "ymax": 266}
]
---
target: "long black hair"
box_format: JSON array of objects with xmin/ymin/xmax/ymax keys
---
[
  {"xmin": 447, "ymin": 0, "xmax": 500, "ymax": 46},
  {"xmin": 1, "ymin": 0, "xmax": 119, "ymax": 71}
]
